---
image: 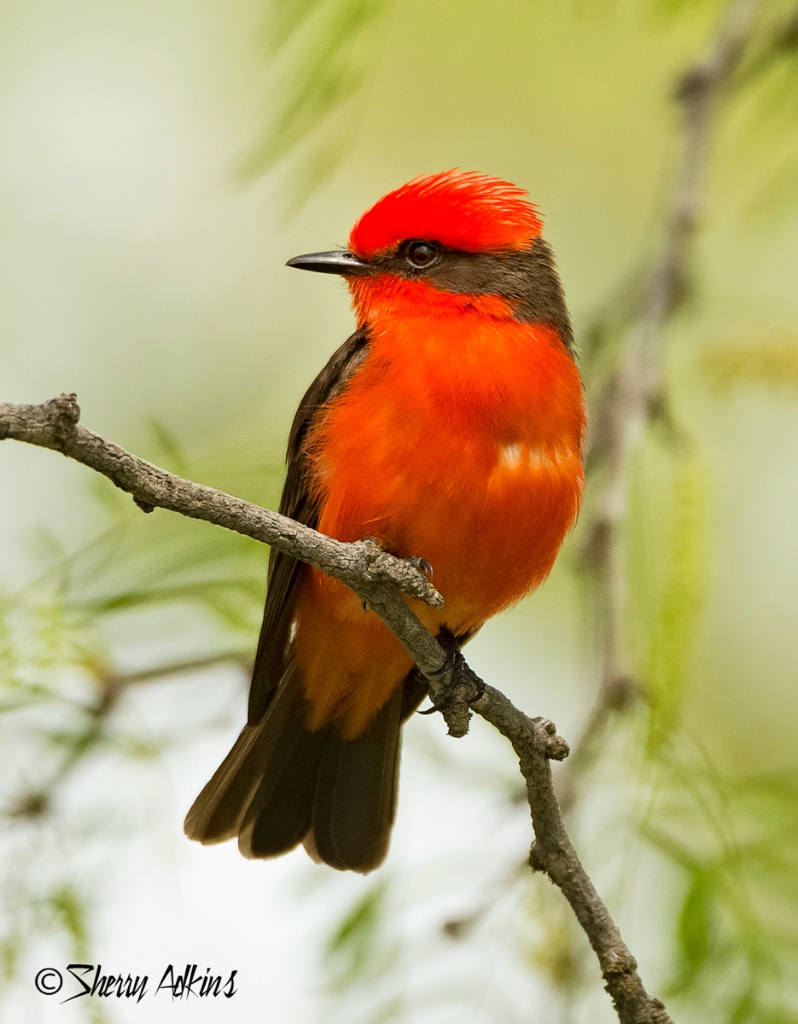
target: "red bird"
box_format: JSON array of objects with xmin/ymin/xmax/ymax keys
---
[{"xmin": 185, "ymin": 171, "xmax": 586, "ymax": 872}]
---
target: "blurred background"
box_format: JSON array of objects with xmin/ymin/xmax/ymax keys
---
[{"xmin": 2, "ymin": 0, "xmax": 797, "ymax": 1021}]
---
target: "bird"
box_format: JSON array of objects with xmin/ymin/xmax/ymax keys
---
[{"xmin": 184, "ymin": 170, "xmax": 586, "ymax": 872}]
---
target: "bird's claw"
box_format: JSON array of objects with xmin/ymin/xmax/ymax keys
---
[{"xmin": 405, "ymin": 555, "xmax": 434, "ymax": 581}]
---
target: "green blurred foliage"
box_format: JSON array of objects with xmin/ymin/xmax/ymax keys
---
[
  {"xmin": 323, "ymin": 882, "xmax": 398, "ymax": 991},
  {"xmin": 244, "ymin": 0, "xmax": 391, "ymax": 203},
  {"xmin": 631, "ymin": 439, "xmax": 711, "ymax": 752},
  {"xmin": 642, "ymin": 762, "xmax": 798, "ymax": 1021},
  {"xmin": 700, "ymin": 334, "xmax": 798, "ymax": 390}
]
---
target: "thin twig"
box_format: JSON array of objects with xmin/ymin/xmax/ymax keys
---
[
  {"xmin": 103, "ymin": 650, "xmax": 252, "ymax": 689},
  {"xmin": 1, "ymin": 393, "xmax": 671, "ymax": 1023}
]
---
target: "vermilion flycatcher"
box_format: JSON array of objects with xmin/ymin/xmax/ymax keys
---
[{"xmin": 185, "ymin": 171, "xmax": 586, "ymax": 872}]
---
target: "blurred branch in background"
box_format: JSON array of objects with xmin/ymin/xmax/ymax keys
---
[{"xmin": 566, "ymin": 0, "xmax": 763, "ymax": 801}]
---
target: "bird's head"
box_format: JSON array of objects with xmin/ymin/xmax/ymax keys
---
[{"xmin": 287, "ymin": 170, "xmax": 574, "ymax": 354}]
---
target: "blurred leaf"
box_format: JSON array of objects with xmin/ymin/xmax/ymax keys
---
[
  {"xmin": 735, "ymin": 1, "xmax": 798, "ymax": 89},
  {"xmin": 0, "ymin": 936, "xmax": 18, "ymax": 983},
  {"xmin": 676, "ymin": 868, "xmax": 714, "ymax": 982},
  {"xmin": 522, "ymin": 875, "xmax": 585, "ymax": 990},
  {"xmin": 641, "ymin": 822, "xmax": 702, "ymax": 870},
  {"xmin": 85, "ymin": 577, "xmax": 261, "ymax": 614},
  {"xmin": 0, "ymin": 588, "xmax": 99, "ymax": 696},
  {"xmin": 700, "ymin": 334, "xmax": 798, "ymax": 391},
  {"xmin": 48, "ymin": 885, "xmax": 90, "ymax": 959},
  {"xmin": 265, "ymin": 62, "xmax": 362, "ymax": 166},
  {"xmin": 0, "ymin": 686, "xmax": 60, "ymax": 713},
  {"xmin": 324, "ymin": 882, "xmax": 397, "ymax": 989},
  {"xmin": 268, "ymin": 0, "xmax": 326, "ymax": 52},
  {"xmin": 115, "ymin": 734, "xmax": 163, "ymax": 760},
  {"xmin": 744, "ymin": 148, "xmax": 798, "ymax": 223},
  {"xmin": 643, "ymin": 447, "xmax": 710, "ymax": 750},
  {"xmin": 647, "ymin": 0, "xmax": 726, "ymax": 25},
  {"xmin": 147, "ymin": 418, "xmax": 190, "ymax": 476},
  {"xmin": 246, "ymin": 0, "xmax": 391, "ymax": 202}
]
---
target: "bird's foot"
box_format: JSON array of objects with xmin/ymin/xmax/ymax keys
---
[
  {"xmin": 362, "ymin": 537, "xmax": 434, "ymax": 583},
  {"xmin": 359, "ymin": 547, "xmax": 436, "ymax": 612},
  {"xmin": 418, "ymin": 633, "xmax": 484, "ymax": 738}
]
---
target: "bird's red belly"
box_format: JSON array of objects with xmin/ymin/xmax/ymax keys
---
[
  {"xmin": 393, "ymin": 438, "xmax": 583, "ymax": 630},
  {"xmin": 292, "ymin": 374, "xmax": 583, "ymax": 736},
  {"xmin": 292, "ymin": 316, "xmax": 585, "ymax": 736}
]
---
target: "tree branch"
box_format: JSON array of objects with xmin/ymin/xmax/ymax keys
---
[
  {"xmin": 1, "ymin": 392, "xmax": 671, "ymax": 1023},
  {"xmin": 0, "ymin": 391, "xmax": 443, "ymax": 623}
]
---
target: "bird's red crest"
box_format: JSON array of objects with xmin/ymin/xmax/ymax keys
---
[{"xmin": 349, "ymin": 170, "xmax": 543, "ymax": 257}]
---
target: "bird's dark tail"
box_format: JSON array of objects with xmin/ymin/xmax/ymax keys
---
[{"xmin": 184, "ymin": 667, "xmax": 417, "ymax": 873}]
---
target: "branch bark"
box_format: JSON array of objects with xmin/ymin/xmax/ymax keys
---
[{"xmin": 1, "ymin": 392, "xmax": 671, "ymax": 1024}]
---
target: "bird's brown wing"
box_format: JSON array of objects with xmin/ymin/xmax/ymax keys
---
[
  {"xmin": 187, "ymin": 324, "xmax": 428, "ymax": 870},
  {"xmin": 247, "ymin": 327, "xmax": 370, "ymax": 725}
]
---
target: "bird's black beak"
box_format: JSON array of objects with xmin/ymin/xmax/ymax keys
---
[{"xmin": 286, "ymin": 249, "xmax": 373, "ymax": 277}]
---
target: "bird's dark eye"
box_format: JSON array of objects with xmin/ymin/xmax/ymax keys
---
[{"xmin": 405, "ymin": 241, "xmax": 439, "ymax": 270}]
